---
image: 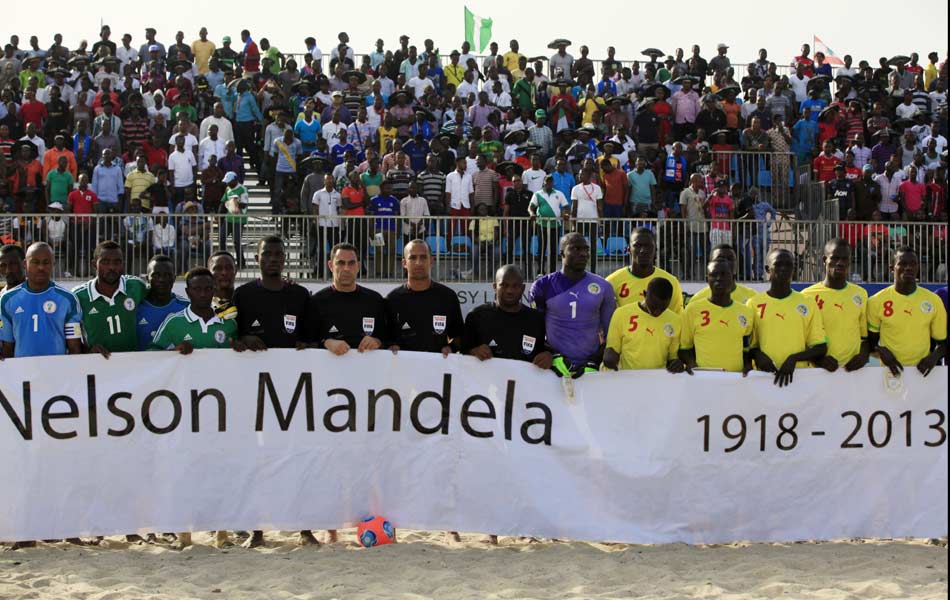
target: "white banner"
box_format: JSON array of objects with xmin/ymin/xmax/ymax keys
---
[{"xmin": 0, "ymin": 351, "xmax": 946, "ymax": 544}]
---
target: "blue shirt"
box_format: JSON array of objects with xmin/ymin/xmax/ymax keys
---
[
  {"xmin": 552, "ymin": 170, "xmax": 576, "ymax": 204},
  {"xmin": 294, "ymin": 118, "xmax": 322, "ymax": 151},
  {"xmin": 791, "ymin": 119, "xmax": 819, "ymax": 154},
  {"xmin": 330, "ymin": 142, "xmax": 356, "ymax": 166},
  {"xmin": 91, "ymin": 161, "xmax": 125, "ymax": 203},
  {"xmin": 136, "ymin": 295, "xmax": 189, "ymax": 351},
  {"xmin": 0, "ymin": 282, "xmax": 83, "ymax": 357},
  {"xmin": 403, "ymin": 139, "xmax": 430, "ymax": 173},
  {"xmin": 370, "ymin": 194, "xmax": 400, "ymax": 231},
  {"xmin": 214, "ymin": 84, "xmax": 237, "ymax": 119},
  {"xmin": 271, "ymin": 138, "xmax": 303, "ymax": 173},
  {"xmin": 597, "ymin": 80, "xmax": 617, "ymax": 96},
  {"xmin": 800, "ymin": 98, "xmax": 827, "ymax": 122},
  {"xmin": 235, "ymin": 91, "xmax": 263, "ymax": 123}
]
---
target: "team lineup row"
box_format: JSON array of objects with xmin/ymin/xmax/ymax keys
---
[{"xmin": 0, "ymin": 229, "xmax": 946, "ymax": 386}]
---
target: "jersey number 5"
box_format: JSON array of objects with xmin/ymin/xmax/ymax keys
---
[{"xmin": 628, "ymin": 314, "xmax": 639, "ymax": 332}]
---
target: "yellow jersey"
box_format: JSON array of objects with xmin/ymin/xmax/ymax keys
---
[
  {"xmin": 802, "ymin": 282, "xmax": 868, "ymax": 365},
  {"xmin": 746, "ymin": 291, "xmax": 827, "ymax": 368},
  {"xmin": 503, "ymin": 51, "xmax": 525, "ymax": 73},
  {"xmin": 606, "ymin": 302, "xmax": 681, "ymax": 370},
  {"xmin": 607, "ymin": 266, "xmax": 684, "ymax": 313},
  {"xmin": 680, "ymin": 298, "xmax": 754, "ymax": 372},
  {"xmin": 868, "ymin": 286, "xmax": 947, "ymax": 366},
  {"xmin": 688, "ymin": 283, "xmax": 758, "ymax": 306}
]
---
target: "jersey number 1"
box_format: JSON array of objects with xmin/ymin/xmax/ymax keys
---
[
  {"xmin": 32, "ymin": 314, "xmax": 39, "ymax": 333},
  {"xmin": 569, "ymin": 301, "xmax": 577, "ymax": 319}
]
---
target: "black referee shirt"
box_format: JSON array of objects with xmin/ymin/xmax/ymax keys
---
[
  {"xmin": 306, "ymin": 285, "xmax": 388, "ymax": 347},
  {"xmin": 386, "ymin": 282, "xmax": 464, "ymax": 353},
  {"xmin": 462, "ymin": 303, "xmax": 547, "ymax": 362},
  {"xmin": 234, "ymin": 280, "xmax": 311, "ymax": 348}
]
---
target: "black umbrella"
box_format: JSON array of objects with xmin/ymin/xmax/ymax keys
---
[
  {"xmin": 606, "ymin": 96, "xmax": 631, "ymax": 107},
  {"xmin": 495, "ymin": 161, "xmax": 524, "ymax": 176},
  {"xmin": 547, "ymin": 39, "xmax": 572, "ymax": 50},
  {"xmin": 807, "ymin": 75, "xmax": 832, "ymax": 88},
  {"xmin": 641, "ymin": 48, "xmax": 665, "ymax": 60},
  {"xmin": 887, "ymin": 55, "xmax": 911, "ymax": 66},
  {"xmin": 672, "ymin": 75, "xmax": 699, "ymax": 85},
  {"xmin": 892, "ymin": 118, "xmax": 917, "ymax": 130},
  {"xmin": 527, "ymin": 56, "xmax": 549, "ymax": 63},
  {"xmin": 503, "ymin": 129, "xmax": 528, "ymax": 144},
  {"xmin": 342, "ymin": 70, "xmax": 367, "ymax": 84}
]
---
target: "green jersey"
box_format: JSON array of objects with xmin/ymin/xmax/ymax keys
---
[
  {"xmin": 73, "ymin": 276, "xmax": 149, "ymax": 352},
  {"xmin": 221, "ymin": 184, "xmax": 249, "ymax": 224},
  {"xmin": 150, "ymin": 307, "xmax": 238, "ymax": 350}
]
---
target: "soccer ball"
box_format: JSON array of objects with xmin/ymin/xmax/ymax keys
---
[{"xmin": 357, "ymin": 515, "xmax": 396, "ymax": 547}]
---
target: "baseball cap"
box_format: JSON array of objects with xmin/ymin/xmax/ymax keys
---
[
  {"xmin": 535, "ymin": 109, "xmax": 547, "ymax": 119},
  {"xmin": 717, "ymin": 43, "xmax": 729, "ymax": 50},
  {"xmin": 222, "ymin": 36, "xmax": 231, "ymax": 43},
  {"xmin": 223, "ymin": 171, "xmax": 238, "ymax": 183},
  {"xmin": 48, "ymin": 202, "xmax": 64, "ymax": 211},
  {"xmin": 862, "ymin": 164, "xmax": 874, "ymax": 173},
  {"xmin": 148, "ymin": 44, "xmax": 160, "ymax": 52}
]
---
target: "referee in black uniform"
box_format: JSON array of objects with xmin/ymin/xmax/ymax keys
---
[
  {"xmin": 386, "ymin": 239, "xmax": 463, "ymax": 357},
  {"xmin": 462, "ymin": 265, "xmax": 553, "ymax": 370},
  {"xmin": 306, "ymin": 243, "xmax": 388, "ymax": 355},
  {"xmin": 232, "ymin": 235, "xmax": 314, "ymax": 548}
]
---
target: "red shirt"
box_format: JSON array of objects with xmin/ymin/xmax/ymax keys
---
[
  {"xmin": 143, "ymin": 142, "xmax": 168, "ymax": 171},
  {"xmin": 793, "ymin": 56, "xmax": 815, "ymax": 77},
  {"xmin": 899, "ymin": 180, "xmax": 926, "ymax": 213},
  {"xmin": 19, "ymin": 100, "xmax": 48, "ymax": 128},
  {"xmin": 243, "ymin": 40, "xmax": 261, "ymax": 73},
  {"xmin": 708, "ymin": 194, "xmax": 734, "ymax": 230},
  {"xmin": 601, "ymin": 169, "xmax": 628, "ymax": 206},
  {"xmin": 845, "ymin": 166, "xmax": 861, "ymax": 182},
  {"xmin": 341, "ymin": 186, "xmax": 366, "ymax": 216},
  {"xmin": 813, "ymin": 154, "xmax": 841, "ymax": 183},
  {"xmin": 928, "ymin": 182, "xmax": 945, "ymax": 215},
  {"xmin": 68, "ymin": 188, "xmax": 98, "ymax": 214},
  {"xmin": 838, "ymin": 222, "xmax": 864, "ymax": 246}
]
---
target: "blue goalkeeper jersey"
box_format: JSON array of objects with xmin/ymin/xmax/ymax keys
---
[
  {"xmin": 136, "ymin": 295, "xmax": 190, "ymax": 351},
  {"xmin": 0, "ymin": 282, "xmax": 83, "ymax": 357}
]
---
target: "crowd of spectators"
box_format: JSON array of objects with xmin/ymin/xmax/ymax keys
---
[{"xmin": 0, "ymin": 28, "xmax": 947, "ymax": 281}]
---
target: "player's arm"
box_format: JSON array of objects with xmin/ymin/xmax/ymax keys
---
[
  {"xmin": 1, "ymin": 341, "xmax": 13, "ymax": 359},
  {"xmin": 867, "ymin": 330, "xmax": 903, "ymax": 376},
  {"xmin": 602, "ymin": 312, "xmax": 623, "ymax": 371},
  {"xmin": 742, "ymin": 334, "xmax": 754, "ymax": 377},
  {"xmin": 918, "ymin": 304, "xmax": 948, "ymax": 377},
  {"xmin": 666, "ymin": 328, "xmax": 686, "ymax": 374},
  {"xmin": 462, "ymin": 311, "xmax": 491, "ymax": 361}
]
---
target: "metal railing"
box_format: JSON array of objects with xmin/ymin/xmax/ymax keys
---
[{"xmin": 4, "ymin": 214, "xmax": 945, "ymax": 285}]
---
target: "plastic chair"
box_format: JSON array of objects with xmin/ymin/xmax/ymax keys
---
[
  {"xmin": 450, "ymin": 236, "xmax": 472, "ymax": 257},
  {"xmin": 426, "ymin": 235, "xmax": 448, "ymax": 256},
  {"xmin": 605, "ymin": 237, "xmax": 628, "ymax": 256}
]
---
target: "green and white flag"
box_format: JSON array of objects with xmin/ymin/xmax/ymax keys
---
[{"xmin": 464, "ymin": 6, "xmax": 493, "ymax": 53}]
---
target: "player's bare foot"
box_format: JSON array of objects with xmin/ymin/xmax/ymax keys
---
[
  {"xmin": 327, "ymin": 530, "xmax": 338, "ymax": 544},
  {"xmin": 242, "ymin": 531, "xmax": 264, "ymax": 548},
  {"xmin": 213, "ymin": 531, "xmax": 232, "ymax": 549},
  {"xmin": 65, "ymin": 538, "xmax": 85, "ymax": 546},
  {"xmin": 488, "ymin": 535, "xmax": 498, "ymax": 545},
  {"xmin": 448, "ymin": 531, "xmax": 462, "ymax": 543},
  {"xmin": 298, "ymin": 530, "xmax": 320, "ymax": 546},
  {"xmin": 126, "ymin": 534, "xmax": 146, "ymax": 544},
  {"xmin": 160, "ymin": 533, "xmax": 178, "ymax": 544}
]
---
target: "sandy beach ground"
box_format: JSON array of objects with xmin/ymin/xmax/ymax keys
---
[{"xmin": 1, "ymin": 531, "xmax": 946, "ymax": 600}]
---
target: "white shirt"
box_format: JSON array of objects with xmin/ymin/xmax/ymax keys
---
[
  {"xmin": 922, "ymin": 134, "xmax": 948, "ymax": 155},
  {"xmin": 571, "ymin": 183, "xmax": 603, "ymax": 220},
  {"xmin": 117, "ymin": 46, "xmax": 139, "ymax": 71},
  {"xmin": 45, "ymin": 217, "xmax": 68, "ymax": 243},
  {"xmin": 322, "ymin": 121, "xmax": 345, "ymax": 143},
  {"xmin": 459, "ymin": 54, "xmax": 476, "ymax": 70},
  {"xmin": 445, "ymin": 170, "xmax": 474, "ymax": 210},
  {"xmin": 167, "ymin": 150, "xmax": 197, "ymax": 186},
  {"xmin": 529, "ymin": 189, "xmax": 569, "ymax": 217},
  {"xmin": 309, "ymin": 45, "xmax": 323, "ymax": 64},
  {"xmin": 456, "ymin": 81, "xmax": 479, "ymax": 103},
  {"xmin": 788, "ymin": 75, "xmax": 810, "ymax": 102},
  {"xmin": 312, "ymin": 188, "xmax": 341, "ymax": 228},
  {"xmin": 20, "ymin": 134, "xmax": 46, "ymax": 160},
  {"xmin": 895, "ymin": 103, "xmax": 920, "ymax": 120},
  {"xmin": 929, "ymin": 91, "xmax": 947, "ymax": 110},
  {"xmin": 407, "ymin": 76, "xmax": 434, "ymax": 99},
  {"xmin": 522, "ymin": 168, "xmax": 546, "ymax": 193},
  {"xmin": 848, "ymin": 145, "xmax": 872, "ymax": 169},
  {"xmin": 199, "ymin": 115, "xmax": 234, "ymax": 143},
  {"xmin": 491, "ymin": 91, "xmax": 512, "ymax": 109},
  {"xmin": 198, "ymin": 136, "xmax": 226, "ymax": 170},
  {"xmin": 152, "ymin": 222, "xmax": 177, "ymax": 249},
  {"xmin": 400, "ymin": 195, "xmax": 430, "ymax": 234}
]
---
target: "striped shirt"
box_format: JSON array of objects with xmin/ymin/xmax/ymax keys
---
[{"xmin": 417, "ymin": 170, "xmax": 447, "ymax": 214}]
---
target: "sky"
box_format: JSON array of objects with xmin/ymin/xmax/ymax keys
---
[{"xmin": 6, "ymin": 0, "xmax": 948, "ymax": 66}]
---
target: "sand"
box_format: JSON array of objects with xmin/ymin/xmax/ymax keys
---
[{"xmin": 1, "ymin": 531, "xmax": 946, "ymax": 600}]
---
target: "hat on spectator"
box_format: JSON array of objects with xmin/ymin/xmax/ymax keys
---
[
  {"xmin": 862, "ymin": 164, "xmax": 874, "ymax": 173},
  {"xmin": 183, "ymin": 201, "xmax": 198, "ymax": 212},
  {"xmin": 834, "ymin": 163, "xmax": 846, "ymax": 171},
  {"xmin": 48, "ymin": 202, "xmax": 64, "ymax": 211},
  {"xmin": 222, "ymin": 36, "xmax": 231, "ymax": 43},
  {"xmin": 148, "ymin": 44, "xmax": 160, "ymax": 52},
  {"xmin": 223, "ymin": 171, "xmax": 238, "ymax": 183},
  {"xmin": 717, "ymin": 43, "xmax": 729, "ymax": 50},
  {"xmin": 535, "ymin": 109, "xmax": 547, "ymax": 119}
]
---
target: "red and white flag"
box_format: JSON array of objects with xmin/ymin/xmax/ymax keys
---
[{"xmin": 813, "ymin": 35, "xmax": 845, "ymax": 65}]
